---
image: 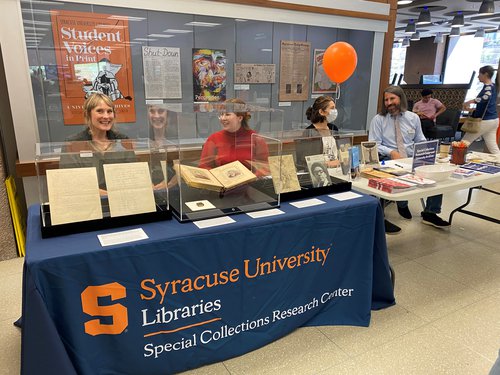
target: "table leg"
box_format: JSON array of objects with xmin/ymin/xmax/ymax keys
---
[{"xmin": 448, "ymin": 187, "xmax": 500, "ymax": 224}]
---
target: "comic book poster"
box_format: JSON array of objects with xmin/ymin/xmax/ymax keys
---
[
  {"xmin": 312, "ymin": 49, "xmax": 336, "ymax": 94},
  {"xmin": 50, "ymin": 10, "xmax": 135, "ymax": 125},
  {"xmin": 192, "ymin": 48, "xmax": 226, "ymax": 102}
]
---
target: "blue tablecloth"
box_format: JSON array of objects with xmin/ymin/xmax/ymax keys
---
[{"xmin": 21, "ymin": 193, "xmax": 394, "ymax": 375}]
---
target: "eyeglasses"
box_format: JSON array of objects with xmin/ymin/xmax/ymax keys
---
[{"xmin": 218, "ymin": 113, "xmax": 234, "ymax": 119}]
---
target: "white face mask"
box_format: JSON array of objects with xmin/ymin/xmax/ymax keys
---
[{"xmin": 326, "ymin": 108, "xmax": 338, "ymax": 123}]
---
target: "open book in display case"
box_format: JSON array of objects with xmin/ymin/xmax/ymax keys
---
[
  {"xmin": 165, "ymin": 102, "xmax": 284, "ymax": 222},
  {"xmin": 35, "ymin": 138, "xmax": 171, "ymax": 238}
]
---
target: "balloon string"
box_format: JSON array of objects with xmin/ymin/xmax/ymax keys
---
[{"xmin": 335, "ymin": 84, "xmax": 340, "ymax": 100}]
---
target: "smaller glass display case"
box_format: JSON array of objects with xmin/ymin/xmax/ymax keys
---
[
  {"xmin": 164, "ymin": 102, "xmax": 283, "ymax": 222},
  {"xmin": 36, "ymin": 138, "xmax": 170, "ymax": 238},
  {"xmin": 273, "ymin": 129, "xmax": 353, "ymax": 201}
]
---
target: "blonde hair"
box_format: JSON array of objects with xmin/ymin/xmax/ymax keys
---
[{"xmin": 83, "ymin": 93, "xmax": 116, "ymax": 129}]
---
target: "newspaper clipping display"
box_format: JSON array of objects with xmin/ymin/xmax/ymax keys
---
[
  {"xmin": 142, "ymin": 46, "xmax": 182, "ymax": 99},
  {"xmin": 279, "ymin": 41, "xmax": 311, "ymax": 101},
  {"xmin": 234, "ymin": 63, "xmax": 276, "ymax": 84}
]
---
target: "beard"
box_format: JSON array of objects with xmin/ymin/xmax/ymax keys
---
[{"xmin": 386, "ymin": 103, "xmax": 401, "ymax": 114}]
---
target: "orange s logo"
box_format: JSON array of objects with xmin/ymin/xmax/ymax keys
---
[{"xmin": 81, "ymin": 282, "xmax": 128, "ymax": 336}]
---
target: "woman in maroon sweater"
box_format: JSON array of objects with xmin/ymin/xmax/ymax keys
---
[{"xmin": 199, "ymin": 99, "xmax": 269, "ymax": 175}]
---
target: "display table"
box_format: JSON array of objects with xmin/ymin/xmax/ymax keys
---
[
  {"xmin": 21, "ymin": 193, "xmax": 394, "ymax": 375},
  {"xmin": 338, "ymin": 154, "xmax": 500, "ymax": 224}
]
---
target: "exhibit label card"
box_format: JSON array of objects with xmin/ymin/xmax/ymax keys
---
[
  {"xmin": 98, "ymin": 228, "xmax": 149, "ymax": 247},
  {"xmin": 103, "ymin": 162, "xmax": 156, "ymax": 218},
  {"xmin": 290, "ymin": 198, "xmax": 325, "ymax": 208},
  {"xmin": 142, "ymin": 46, "xmax": 182, "ymax": 99},
  {"xmin": 194, "ymin": 216, "xmax": 236, "ymax": 229},
  {"xmin": 329, "ymin": 191, "xmax": 363, "ymax": 201},
  {"xmin": 46, "ymin": 167, "xmax": 103, "ymax": 225},
  {"xmin": 246, "ymin": 208, "xmax": 285, "ymax": 219}
]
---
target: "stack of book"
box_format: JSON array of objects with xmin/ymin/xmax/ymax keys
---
[
  {"xmin": 360, "ymin": 168, "xmax": 394, "ymax": 179},
  {"xmin": 451, "ymin": 168, "xmax": 476, "ymax": 179},
  {"xmin": 373, "ymin": 166, "xmax": 409, "ymax": 177},
  {"xmin": 368, "ymin": 178, "xmax": 417, "ymax": 193},
  {"xmin": 460, "ymin": 163, "xmax": 500, "ymax": 174},
  {"xmin": 396, "ymin": 173, "xmax": 436, "ymax": 187}
]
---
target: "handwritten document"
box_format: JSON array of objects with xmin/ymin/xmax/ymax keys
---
[
  {"xmin": 46, "ymin": 167, "xmax": 102, "ymax": 225},
  {"xmin": 103, "ymin": 162, "xmax": 156, "ymax": 217}
]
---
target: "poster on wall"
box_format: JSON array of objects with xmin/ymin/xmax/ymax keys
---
[
  {"xmin": 279, "ymin": 40, "xmax": 310, "ymax": 102},
  {"xmin": 234, "ymin": 63, "xmax": 276, "ymax": 84},
  {"xmin": 192, "ymin": 48, "xmax": 226, "ymax": 102},
  {"xmin": 142, "ymin": 46, "xmax": 182, "ymax": 99},
  {"xmin": 50, "ymin": 10, "xmax": 136, "ymax": 125},
  {"xmin": 312, "ymin": 49, "xmax": 336, "ymax": 94}
]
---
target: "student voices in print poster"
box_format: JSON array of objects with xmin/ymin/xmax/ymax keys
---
[{"xmin": 50, "ymin": 10, "xmax": 136, "ymax": 125}]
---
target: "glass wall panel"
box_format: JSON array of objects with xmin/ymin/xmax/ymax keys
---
[{"xmin": 22, "ymin": 0, "xmax": 375, "ymax": 142}]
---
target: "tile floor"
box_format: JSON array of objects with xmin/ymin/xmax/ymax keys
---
[{"xmin": 1, "ymin": 182, "xmax": 499, "ymax": 375}]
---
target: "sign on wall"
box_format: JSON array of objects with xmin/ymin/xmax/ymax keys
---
[
  {"xmin": 142, "ymin": 46, "xmax": 182, "ymax": 99},
  {"xmin": 234, "ymin": 63, "xmax": 276, "ymax": 84},
  {"xmin": 279, "ymin": 40, "xmax": 311, "ymax": 102},
  {"xmin": 312, "ymin": 49, "xmax": 336, "ymax": 94},
  {"xmin": 50, "ymin": 10, "xmax": 136, "ymax": 125},
  {"xmin": 192, "ymin": 48, "xmax": 226, "ymax": 102}
]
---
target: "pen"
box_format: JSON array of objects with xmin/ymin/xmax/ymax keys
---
[{"xmin": 394, "ymin": 163, "xmax": 404, "ymax": 169}]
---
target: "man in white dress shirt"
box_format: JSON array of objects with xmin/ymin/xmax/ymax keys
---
[{"xmin": 369, "ymin": 86, "xmax": 450, "ymax": 233}]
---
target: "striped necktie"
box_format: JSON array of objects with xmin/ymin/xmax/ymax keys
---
[{"xmin": 394, "ymin": 116, "xmax": 407, "ymax": 158}]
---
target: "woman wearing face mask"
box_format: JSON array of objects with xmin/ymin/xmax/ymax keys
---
[{"xmin": 304, "ymin": 95, "xmax": 340, "ymax": 167}]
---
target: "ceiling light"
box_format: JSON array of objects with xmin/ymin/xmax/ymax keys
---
[
  {"xmin": 162, "ymin": 29, "xmax": 192, "ymax": 34},
  {"xmin": 474, "ymin": 28, "xmax": 485, "ymax": 38},
  {"xmin": 107, "ymin": 15, "xmax": 146, "ymax": 22},
  {"xmin": 434, "ymin": 33, "xmax": 444, "ymax": 44},
  {"xmin": 397, "ymin": 0, "xmax": 413, "ymax": 4},
  {"xmin": 184, "ymin": 21, "xmax": 221, "ymax": 27},
  {"xmin": 23, "ymin": 20, "xmax": 52, "ymax": 26},
  {"xmin": 478, "ymin": 0, "xmax": 495, "ymax": 16},
  {"xmin": 410, "ymin": 32, "xmax": 420, "ymax": 41},
  {"xmin": 450, "ymin": 27, "xmax": 460, "ymax": 37},
  {"xmin": 402, "ymin": 37, "xmax": 410, "ymax": 47},
  {"xmin": 405, "ymin": 19, "xmax": 416, "ymax": 34},
  {"xmin": 416, "ymin": 7, "xmax": 431, "ymax": 25},
  {"xmin": 451, "ymin": 12, "xmax": 464, "ymax": 28},
  {"xmin": 23, "ymin": 26, "xmax": 48, "ymax": 31},
  {"xmin": 148, "ymin": 34, "xmax": 174, "ymax": 38}
]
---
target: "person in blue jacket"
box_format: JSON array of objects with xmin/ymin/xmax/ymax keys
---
[{"xmin": 463, "ymin": 65, "xmax": 499, "ymax": 154}]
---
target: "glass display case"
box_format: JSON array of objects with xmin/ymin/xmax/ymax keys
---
[
  {"xmin": 162, "ymin": 102, "xmax": 283, "ymax": 222},
  {"xmin": 36, "ymin": 138, "xmax": 170, "ymax": 238},
  {"xmin": 272, "ymin": 129, "xmax": 353, "ymax": 201}
]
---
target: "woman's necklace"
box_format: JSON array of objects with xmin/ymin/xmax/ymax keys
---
[{"xmin": 92, "ymin": 139, "xmax": 112, "ymax": 152}]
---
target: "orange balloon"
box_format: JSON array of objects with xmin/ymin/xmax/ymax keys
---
[{"xmin": 322, "ymin": 42, "xmax": 358, "ymax": 84}]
